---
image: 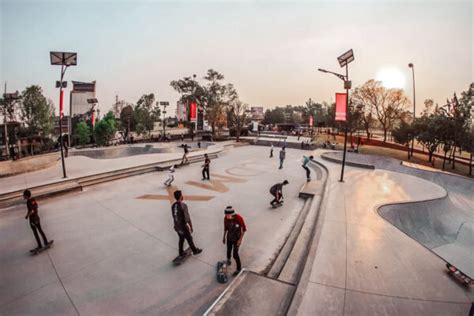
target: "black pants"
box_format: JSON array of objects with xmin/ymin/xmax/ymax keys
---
[
  {"xmin": 202, "ymin": 167, "xmax": 210, "ymax": 180},
  {"xmin": 303, "ymin": 165, "xmax": 311, "ymax": 179},
  {"xmin": 177, "ymin": 229, "xmax": 197, "ymax": 256},
  {"xmin": 227, "ymin": 240, "xmax": 242, "ymax": 270},
  {"xmin": 30, "ymin": 219, "xmax": 48, "ymax": 248},
  {"xmin": 270, "ymin": 192, "xmax": 281, "ymax": 205}
]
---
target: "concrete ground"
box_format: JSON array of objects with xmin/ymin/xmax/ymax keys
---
[
  {"xmin": 0, "ymin": 145, "xmax": 308, "ymax": 315},
  {"xmin": 297, "ymin": 153, "xmax": 474, "ymax": 315},
  {"xmin": 0, "ymin": 141, "xmax": 216, "ymax": 194}
]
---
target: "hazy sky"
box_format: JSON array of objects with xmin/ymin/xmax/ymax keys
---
[{"xmin": 1, "ymin": 0, "xmax": 472, "ymax": 117}]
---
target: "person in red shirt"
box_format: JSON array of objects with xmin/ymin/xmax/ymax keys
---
[{"xmin": 223, "ymin": 206, "xmax": 247, "ymax": 276}]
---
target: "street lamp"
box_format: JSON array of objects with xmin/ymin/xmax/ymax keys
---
[
  {"xmin": 160, "ymin": 101, "xmax": 169, "ymax": 138},
  {"xmin": 2, "ymin": 91, "xmax": 20, "ymax": 160},
  {"xmin": 318, "ymin": 49, "xmax": 354, "ymax": 182},
  {"xmin": 408, "ymin": 63, "xmax": 416, "ymax": 158},
  {"xmin": 50, "ymin": 51, "xmax": 77, "ymax": 178}
]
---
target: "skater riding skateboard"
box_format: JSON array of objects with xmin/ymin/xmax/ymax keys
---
[{"xmin": 172, "ymin": 247, "xmax": 192, "ymax": 265}]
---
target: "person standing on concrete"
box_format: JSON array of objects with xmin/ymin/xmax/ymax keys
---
[
  {"xmin": 202, "ymin": 154, "xmax": 210, "ymax": 180},
  {"xmin": 279, "ymin": 147, "xmax": 286, "ymax": 169},
  {"xmin": 23, "ymin": 190, "xmax": 53, "ymax": 252},
  {"xmin": 181, "ymin": 144, "xmax": 189, "ymax": 164},
  {"xmin": 164, "ymin": 164, "xmax": 177, "ymax": 186},
  {"xmin": 302, "ymin": 155, "xmax": 314, "ymax": 182},
  {"xmin": 171, "ymin": 190, "xmax": 203, "ymax": 257},
  {"xmin": 269, "ymin": 144, "xmax": 274, "ymax": 158},
  {"xmin": 181, "ymin": 133, "xmax": 184, "ymax": 143},
  {"xmin": 223, "ymin": 206, "xmax": 246, "ymax": 276},
  {"xmin": 269, "ymin": 180, "xmax": 289, "ymax": 206}
]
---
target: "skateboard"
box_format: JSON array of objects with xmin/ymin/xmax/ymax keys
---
[
  {"xmin": 172, "ymin": 247, "xmax": 192, "ymax": 266},
  {"xmin": 271, "ymin": 201, "xmax": 284, "ymax": 208},
  {"xmin": 216, "ymin": 261, "xmax": 229, "ymax": 284},
  {"xmin": 446, "ymin": 262, "xmax": 473, "ymax": 286},
  {"xmin": 30, "ymin": 240, "xmax": 54, "ymax": 256}
]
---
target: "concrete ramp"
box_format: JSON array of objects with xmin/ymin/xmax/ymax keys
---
[{"xmin": 378, "ymin": 196, "xmax": 474, "ymax": 277}]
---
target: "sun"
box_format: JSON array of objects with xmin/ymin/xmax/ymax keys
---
[{"xmin": 376, "ymin": 67, "xmax": 406, "ymax": 89}]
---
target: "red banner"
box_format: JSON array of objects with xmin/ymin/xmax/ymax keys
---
[
  {"xmin": 91, "ymin": 110, "xmax": 95, "ymax": 128},
  {"xmin": 335, "ymin": 93, "xmax": 347, "ymax": 122},
  {"xmin": 59, "ymin": 90, "xmax": 64, "ymax": 118},
  {"xmin": 309, "ymin": 115, "xmax": 314, "ymax": 127},
  {"xmin": 190, "ymin": 102, "xmax": 197, "ymax": 121}
]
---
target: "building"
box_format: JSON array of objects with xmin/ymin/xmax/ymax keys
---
[
  {"xmin": 69, "ymin": 81, "xmax": 96, "ymax": 143},
  {"xmin": 251, "ymin": 107, "xmax": 264, "ymax": 121},
  {"xmin": 70, "ymin": 81, "xmax": 96, "ymax": 117}
]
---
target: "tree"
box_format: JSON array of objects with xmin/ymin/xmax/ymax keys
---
[
  {"xmin": 202, "ymin": 69, "xmax": 235, "ymax": 136},
  {"xmin": 134, "ymin": 94, "xmax": 157, "ymax": 137},
  {"xmin": 119, "ymin": 105, "xmax": 135, "ymax": 142},
  {"xmin": 352, "ymin": 80, "xmax": 410, "ymax": 142},
  {"xmin": 75, "ymin": 121, "xmax": 90, "ymax": 146},
  {"xmin": 94, "ymin": 111, "xmax": 117, "ymax": 146},
  {"xmin": 170, "ymin": 74, "xmax": 207, "ymax": 110},
  {"xmin": 263, "ymin": 107, "xmax": 285, "ymax": 125},
  {"xmin": 228, "ymin": 97, "xmax": 249, "ymax": 142},
  {"xmin": 19, "ymin": 85, "xmax": 54, "ymax": 136},
  {"xmin": 392, "ymin": 120, "xmax": 415, "ymax": 159}
]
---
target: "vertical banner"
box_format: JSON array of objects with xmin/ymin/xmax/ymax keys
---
[
  {"xmin": 190, "ymin": 102, "xmax": 197, "ymax": 121},
  {"xmin": 335, "ymin": 93, "xmax": 347, "ymax": 122},
  {"xmin": 91, "ymin": 110, "xmax": 95, "ymax": 128},
  {"xmin": 309, "ymin": 115, "xmax": 314, "ymax": 127},
  {"xmin": 59, "ymin": 90, "xmax": 64, "ymax": 118}
]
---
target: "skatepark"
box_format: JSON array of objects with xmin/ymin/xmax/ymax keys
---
[{"xmin": 0, "ymin": 140, "xmax": 473, "ymax": 315}]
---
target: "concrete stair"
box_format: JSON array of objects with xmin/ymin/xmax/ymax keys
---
[{"xmin": 0, "ymin": 152, "xmax": 219, "ymax": 209}]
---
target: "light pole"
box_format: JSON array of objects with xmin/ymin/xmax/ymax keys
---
[
  {"xmin": 408, "ymin": 63, "xmax": 416, "ymax": 158},
  {"xmin": 160, "ymin": 101, "xmax": 169, "ymax": 138},
  {"xmin": 318, "ymin": 49, "xmax": 355, "ymax": 182},
  {"xmin": 2, "ymin": 90, "xmax": 20, "ymax": 160},
  {"xmin": 50, "ymin": 51, "xmax": 77, "ymax": 178}
]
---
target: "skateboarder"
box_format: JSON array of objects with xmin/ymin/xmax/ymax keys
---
[
  {"xmin": 279, "ymin": 146, "xmax": 286, "ymax": 169},
  {"xmin": 164, "ymin": 164, "xmax": 177, "ymax": 186},
  {"xmin": 181, "ymin": 144, "xmax": 189, "ymax": 164},
  {"xmin": 202, "ymin": 154, "xmax": 210, "ymax": 180},
  {"xmin": 269, "ymin": 144, "xmax": 274, "ymax": 158},
  {"xmin": 270, "ymin": 180, "xmax": 289, "ymax": 206},
  {"xmin": 302, "ymin": 155, "xmax": 314, "ymax": 181},
  {"xmin": 223, "ymin": 206, "xmax": 246, "ymax": 276},
  {"xmin": 171, "ymin": 190, "xmax": 202, "ymax": 258},
  {"xmin": 23, "ymin": 190, "xmax": 51, "ymax": 252}
]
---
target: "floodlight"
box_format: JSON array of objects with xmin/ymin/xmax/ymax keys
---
[
  {"xmin": 87, "ymin": 98, "xmax": 98, "ymax": 104},
  {"xmin": 408, "ymin": 63, "xmax": 414, "ymax": 68},
  {"xmin": 50, "ymin": 51, "xmax": 77, "ymax": 66},
  {"xmin": 56, "ymin": 81, "xmax": 67, "ymax": 88},
  {"xmin": 337, "ymin": 49, "xmax": 354, "ymax": 67},
  {"xmin": 160, "ymin": 101, "xmax": 170, "ymax": 106},
  {"xmin": 317, "ymin": 68, "xmax": 328, "ymax": 73}
]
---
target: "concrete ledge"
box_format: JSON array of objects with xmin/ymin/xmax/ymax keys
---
[
  {"xmin": 205, "ymin": 270, "xmax": 295, "ymax": 316},
  {"xmin": 321, "ymin": 152, "xmax": 375, "ymax": 169}
]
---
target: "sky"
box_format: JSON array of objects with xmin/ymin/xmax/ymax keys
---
[{"xmin": 1, "ymin": 0, "xmax": 472, "ymax": 118}]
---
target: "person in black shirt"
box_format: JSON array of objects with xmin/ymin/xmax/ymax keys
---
[
  {"xmin": 181, "ymin": 144, "xmax": 189, "ymax": 164},
  {"xmin": 270, "ymin": 180, "xmax": 289, "ymax": 206},
  {"xmin": 202, "ymin": 154, "xmax": 210, "ymax": 180},
  {"xmin": 171, "ymin": 190, "xmax": 202, "ymax": 257},
  {"xmin": 23, "ymin": 190, "xmax": 52, "ymax": 252}
]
